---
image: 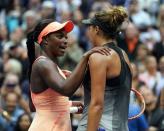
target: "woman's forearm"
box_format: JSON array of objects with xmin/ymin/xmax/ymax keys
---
[
  {"xmin": 62, "ymin": 55, "xmax": 89, "ymax": 96},
  {"xmin": 87, "ymin": 104, "xmax": 103, "ymax": 131}
]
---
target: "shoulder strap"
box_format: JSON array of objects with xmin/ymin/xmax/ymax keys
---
[
  {"xmin": 104, "ymin": 42, "xmax": 125, "ymax": 62},
  {"xmin": 104, "ymin": 42, "xmax": 127, "ymax": 86},
  {"xmin": 57, "ymin": 66, "xmax": 66, "ymax": 79}
]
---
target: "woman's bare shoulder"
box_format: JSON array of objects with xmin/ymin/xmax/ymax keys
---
[{"xmin": 32, "ymin": 57, "xmax": 57, "ymax": 73}]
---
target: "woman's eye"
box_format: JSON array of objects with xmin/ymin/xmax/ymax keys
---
[{"xmin": 56, "ymin": 34, "xmax": 64, "ymax": 39}]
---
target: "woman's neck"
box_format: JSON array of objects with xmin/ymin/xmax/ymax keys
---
[
  {"xmin": 96, "ymin": 38, "xmax": 116, "ymax": 46},
  {"xmin": 42, "ymin": 49, "xmax": 58, "ymax": 63}
]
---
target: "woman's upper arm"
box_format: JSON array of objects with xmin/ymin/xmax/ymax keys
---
[
  {"xmin": 89, "ymin": 53, "xmax": 107, "ymax": 105},
  {"xmin": 35, "ymin": 58, "xmax": 65, "ymax": 94}
]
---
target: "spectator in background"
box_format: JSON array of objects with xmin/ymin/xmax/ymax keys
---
[
  {"xmin": 91, "ymin": 0, "xmax": 111, "ymax": 12},
  {"xmin": 6, "ymin": 0, "xmax": 22, "ymax": 33},
  {"xmin": 160, "ymin": 88, "xmax": 164, "ymax": 110},
  {"xmin": 117, "ymin": 22, "xmax": 141, "ymax": 61},
  {"xmin": 161, "ymin": 0, "xmax": 164, "ymax": 4},
  {"xmin": 28, "ymin": 0, "xmax": 41, "ymax": 12},
  {"xmin": 0, "ymin": 92, "xmax": 25, "ymax": 131},
  {"xmin": 139, "ymin": 86, "xmax": 164, "ymax": 131},
  {"xmin": 3, "ymin": 27, "xmax": 24, "ymax": 51},
  {"xmin": 157, "ymin": 4, "xmax": 164, "ymax": 27},
  {"xmin": 140, "ymin": 30, "xmax": 160, "ymax": 52},
  {"xmin": 60, "ymin": 9, "xmax": 72, "ymax": 23},
  {"xmin": 40, "ymin": 0, "xmax": 56, "ymax": 20},
  {"xmin": 4, "ymin": 59, "xmax": 22, "ymax": 78},
  {"xmin": 128, "ymin": 0, "xmax": 152, "ymax": 30},
  {"xmin": 159, "ymin": 55, "xmax": 164, "ymax": 78},
  {"xmin": 131, "ymin": 62, "xmax": 145, "ymax": 91},
  {"xmin": 0, "ymin": 73, "xmax": 30, "ymax": 113},
  {"xmin": 22, "ymin": 10, "xmax": 40, "ymax": 34},
  {"xmin": 14, "ymin": 113, "xmax": 32, "ymax": 131},
  {"xmin": 0, "ymin": 25, "xmax": 8, "ymax": 57},
  {"xmin": 6, "ymin": 45, "xmax": 29, "ymax": 81},
  {"xmin": 152, "ymin": 24, "xmax": 164, "ymax": 62},
  {"xmin": 67, "ymin": 0, "xmax": 82, "ymax": 13},
  {"xmin": 139, "ymin": 55, "xmax": 163, "ymax": 96},
  {"xmin": 135, "ymin": 44, "xmax": 150, "ymax": 73},
  {"xmin": 157, "ymin": 56, "xmax": 164, "ymax": 101},
  {"xmin": 72, "ymin": 9, "xmax": 88, "ymax": 51},
  {"xmin": 0, "ymin": 58, "xmax": 4, "ymax": 87}
]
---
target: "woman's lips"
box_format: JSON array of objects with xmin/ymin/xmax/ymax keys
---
[
  {"xmin": 59, "ymin": 45, "xmax": 67, "ymax": 50},
  {"xmin": 59, "ymin": 45, "xmax": 67, "ymax": 53}
]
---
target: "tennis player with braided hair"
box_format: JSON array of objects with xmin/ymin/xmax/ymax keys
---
[
  {"xmin": 77, "ymin": 6, "xmax": 133, "ymax": 131},
  {"xmin": 26, "ymin": 19, "xmax": 111, "ymax": 131}
]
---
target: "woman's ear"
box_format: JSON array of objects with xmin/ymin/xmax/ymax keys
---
[
  {"xmin": 95, "ymin": 26, "xmax": 100, "ymax": 35},
  {"xmin": 42, "ymin": 37, "xmax": 48, "ymax": 45}
]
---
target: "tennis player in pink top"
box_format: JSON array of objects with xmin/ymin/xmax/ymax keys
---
[{"xmin": 26, "ymin": 19, "xmax": 110, "ymax": 131}]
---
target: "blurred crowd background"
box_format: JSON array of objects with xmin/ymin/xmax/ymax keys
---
[{"xmin": 0, "ymin": 0, "xmax": 164, "ymax": 131}]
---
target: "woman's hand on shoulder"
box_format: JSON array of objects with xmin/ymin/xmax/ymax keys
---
[
  {"xmin": 83, "ymin": 47, "xmax": 111, "ymax": 59},
  {"xmin": 62, "ymin": 70, "xmax": 72, "ymax": 78}
]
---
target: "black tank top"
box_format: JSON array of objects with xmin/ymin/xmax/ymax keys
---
[{"xmin": 77, "ymin": 42, "xmax": 132, "ymax": 131}]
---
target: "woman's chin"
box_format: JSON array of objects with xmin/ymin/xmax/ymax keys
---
[{"xmin": 59, "ymin": 51, "xmax": 66, "ymax": 56}]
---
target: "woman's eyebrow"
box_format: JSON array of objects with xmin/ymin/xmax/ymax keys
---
[{"xmin": 54, "ymin": 31, "xmax": 65, "ymax": 35}]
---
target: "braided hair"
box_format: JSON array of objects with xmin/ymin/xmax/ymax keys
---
[{"xmin": 26, "ymin": 19, "xmax": 54, "ymax": 80}]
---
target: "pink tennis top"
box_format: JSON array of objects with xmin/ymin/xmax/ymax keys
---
[{"xmin": 28, "ymin": 56, "xmax": 72, "ymax": 131}]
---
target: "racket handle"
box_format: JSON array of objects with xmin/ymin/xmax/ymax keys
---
[{"xmin": 70, "ymin": 107, "xmax": 78, "ymax": 113}]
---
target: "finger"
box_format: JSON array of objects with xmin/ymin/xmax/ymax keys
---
[
  {"xmin": 99, "ymin": 48, "xmax": 111, "ymax": 56},
  {"xmin": 103, "ymin": 48, "xmax": 111, "ymax": 55},
  {"xmin": 91, "ymin": 47, "xmax": 111, "ymax": 55},
  {"xmin": 77, "ymin": 106, "xmax": 83, "ymax": 113},
  {"xmin": 102, "ymin": 48, "xmax": 111, "ymax": 55},
  {"xmin": 101, "ymin": 49, "xmax": 109, "ymax": 56},
  {"xmin": 98, "ymin": 49, "xmax": 108, "ymax": 55},
  {"xmin": 95, "ymin": 49, "xmax": 107, "ymax": 55},
  {"xmin": 79, "ymin": 103, "xmax": 84, "ymax": 108}
]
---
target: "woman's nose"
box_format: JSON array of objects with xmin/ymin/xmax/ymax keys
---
[{"xmin": 63, "ymin": 36, "xmax": 68, "ymax": 43}]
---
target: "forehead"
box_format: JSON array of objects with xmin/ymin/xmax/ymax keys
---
[
  {"xmin": 49, "ymin": 29, "xmax": 67, "ymax": 35},
  {"xmin": 6, "ymin": 93, "xmax": 18, "ymax": 100}
]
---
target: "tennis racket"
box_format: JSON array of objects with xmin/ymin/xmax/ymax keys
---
[{"xmin": 128, "ymin": 88, "xmax": 145, "ymax": 121}]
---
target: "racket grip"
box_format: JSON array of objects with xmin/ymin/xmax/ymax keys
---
[{"xmin": 70, "ymin": 107, "xmax": 78, "ymax": 113}]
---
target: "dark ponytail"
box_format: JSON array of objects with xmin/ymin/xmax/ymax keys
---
[
  {"xmin": 26, "ymin": 19, "xmax": 54, "ymax": 80},
  {"xmin": 26, "ymin": 31, "xmax": 36, "ymax": 80},
  {"xmin": 26, "ymin": 19, "xmax": 54, "ymax": 112}
]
